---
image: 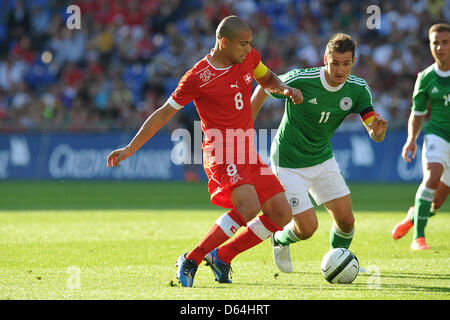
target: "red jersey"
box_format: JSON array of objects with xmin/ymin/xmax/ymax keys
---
[{"xmin": 168, "ymin": 47, "xmax": 262, "ymax": 165}]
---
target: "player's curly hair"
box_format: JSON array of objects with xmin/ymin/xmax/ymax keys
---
[
  {"xmin": 325, "ymin": 33, "xmax": 356, "ymax": 58},
  {"xmin": 429, "ymin": 23, "xmax": 450, "ymax": 35}
]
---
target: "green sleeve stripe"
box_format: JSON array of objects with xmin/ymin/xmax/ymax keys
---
[
  {"xmin": 360, "ymin": 84, "xmax": 374, "ymax": 106},
  {"xmin": 282, "ymin": 69, "xmax": 319, "ymax": 76},
  {"xmin": 346, "ymin": 79, "xmax": 366, "ymax": 85},
  {"xmin": 283, "ymin": 70, "xmax": 320, "ymax": 78},
  {"xmin": 266, "ymin": 72, "xmax": 320, "ymax": 98},
  {"xmin": 347, "ymin": 79, "xmax": 367, "ymax": 87},
  {"xmin": 292, "ymin": 67, "xmax": 320, "ymax": 73},
  {"xmin": 346, "ymin": 77, "xmax": 367, "ymax": 86},
  {"xmin": 279, "ymin": 68, "xmax": 320, "ymax": 82},
  {"xmin": 265, "ymin": 75, "xmax": 320, "ymax": 98},
  {"xmin": 346, "ymin": 79, "xmax": 374, "ymax": 107},
  {"xmin": 297, "ymin": 68, "xmax": 320, "ymax": 72},
  {"xmin": 288, "ymin": 71, "xmax": 320, "ymax": 76},
  {"xmin": 364, "ymin": 85, "xmax": 373, "ymax": 104},
  {"xmin": 285, "ymin": 74, "xmax": 320, "ymax": 85},
  {"xmin": 347, "ymin": 75, "xmax": 366, "ymax": 81}
]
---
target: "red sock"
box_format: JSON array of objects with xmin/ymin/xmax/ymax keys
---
[
  {"xmin": 186, "ymin": 208, "xmax": 245, "ymax": 266},
  {"xmin": 217, "ymin": 214, "xmax": 282, "ymax": 264}
]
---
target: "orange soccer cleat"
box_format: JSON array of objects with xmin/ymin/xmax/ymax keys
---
[
  {"xmin": 411, "ymin": 237, "xmax": 431, "ymax": 250},
  {"xmin": 392, "ymin": 207, "xmax": 415, "ymax": 240}
]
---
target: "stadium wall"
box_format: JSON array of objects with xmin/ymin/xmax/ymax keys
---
[{"xmin": 0, "ymin": 132, "xmax": 423, "ymax": 182}]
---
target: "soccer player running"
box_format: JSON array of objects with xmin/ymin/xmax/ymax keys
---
[
  {"xmin": 392, "ymin": 23, "xmax": 450, "ymax": 250},
  {"xmin": 107, "ymin": 16, "xmax": 303, "ymax": 287},
  {"xmin": 251, "ymin": 33, "xmax": 387, "ymax": 273}
]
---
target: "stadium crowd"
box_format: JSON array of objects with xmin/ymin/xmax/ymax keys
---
[{"xmin": 0, "ymin": 0, "xmax": 448, "ymax": 133}]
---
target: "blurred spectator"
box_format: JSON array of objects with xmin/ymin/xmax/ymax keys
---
[
  {"xmin": 0, "ymin": 0, "xmax": 445, "ymax": 133},
  {"xmin": 7, "ymin": 0, "xmax": 30, "ymax": 42}
]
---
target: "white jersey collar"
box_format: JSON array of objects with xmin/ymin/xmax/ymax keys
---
[
  {"xmin": 433, "ymin": 63, "xmax": 450, "ymax": 77},
  {"xmin": 320, "ymin": 67, "xmax": 345, "ymax": 92},
  {"xmin": 206, "ymin": 49, "xmax": 233, "ymax": 70}
]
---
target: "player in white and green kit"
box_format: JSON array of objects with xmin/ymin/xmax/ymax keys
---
[
  {"xmin": 392, "ymin": 23, "xmax": 450, "ymax": 250},
  {"xmin": 251, "ymin": 33, "xmax": 388, "ymax": 273}
]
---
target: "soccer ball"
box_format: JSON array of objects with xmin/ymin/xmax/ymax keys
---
[{"xmin": 321, "ymin": 248, "xmax": 359, "ymax": 284}]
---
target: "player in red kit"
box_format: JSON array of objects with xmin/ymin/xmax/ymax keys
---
[{"xmin": 107, "ymin": 16, "xmax": 303, "ymax": 287}]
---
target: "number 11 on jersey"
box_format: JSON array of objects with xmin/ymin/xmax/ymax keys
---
[{"xmin": 319, "ymin": 111, "xmax": 330, "ymax": 123}]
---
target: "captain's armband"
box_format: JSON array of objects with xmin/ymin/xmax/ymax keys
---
[{"xmin": 253, "ymin": 61, "xmax": 268, "ymax": 79}]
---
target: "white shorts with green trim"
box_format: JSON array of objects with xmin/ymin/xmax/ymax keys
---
[
  {"xmin": 272, "ymin": 156, "xmax": 350, "ymax": 215},
  {"xmin": 422, "ymin": 134, "xmax": 450, "ymax": 186}
]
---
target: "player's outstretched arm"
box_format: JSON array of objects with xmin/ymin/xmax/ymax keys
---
[
  {"xmin": 401, "ymin": 111, "xmax": 424, "ymax": 162},
  {"xmin": 107, "ymin": 102, "xmax": 178, "ymax": 168},
  {"xmin": 251, "ymin": 85, "xmax": 268, "ymax": 121},
  {"xmin": 365, "ymin": 113, "xmax": 387, "ymax": 143},
  {"xmin": 255, "ymin": 69, "xmax": 303, "ymax": 105}
]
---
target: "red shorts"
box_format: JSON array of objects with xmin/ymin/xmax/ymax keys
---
[{"xmin": 203, "ymin": 155, "xmax": 285, "ymax": 209}]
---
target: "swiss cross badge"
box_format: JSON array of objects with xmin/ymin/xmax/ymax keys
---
[{"xmin": 244, "ymin": 73, "xmax": 252, "ymax": 84}]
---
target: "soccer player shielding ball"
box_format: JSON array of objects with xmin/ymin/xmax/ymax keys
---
[
  {"xmin": 392, "ymin": 23, "xmax": 450, "ymax": 250},
  {"xmin": 107, "ymin": 16, "xmax": 303, "ymax": 287},
  {"xmin": 251, "ymin": 33, "xmax": 387, "ymax": 273}
]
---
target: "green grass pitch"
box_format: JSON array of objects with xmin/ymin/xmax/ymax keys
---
[{"xmin": 0, "ymin": 181, "xmax": 448, "ymax": 300}]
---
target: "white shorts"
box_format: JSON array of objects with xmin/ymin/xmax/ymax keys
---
[
  {"xmin": 272, "ymin": 156, "xmax": 350, "ymax": 214},
  {"xmin": 422, "ymin": 134, "xmax": 450, "ymax": 186}
]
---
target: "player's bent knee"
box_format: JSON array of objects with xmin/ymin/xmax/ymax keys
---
[
  {"xmin": 300, "ymin": 226, "xmax": 317, "ymax": 239},
  {"xmin": 265, "ymin": 207, "xmax": 291, "ymax": 228},
  {"xmin": 424, "ymin": 177, "xmax": 441, "ymax": 190},
  {"xmin": 295, "ymin": 219, "xmax": 317, "ymax": 239},
  {"xmin": 261, "ymin": 193, "xmax": 292, "ymax": 227},
  {"xmin": 276, "ymin": 202, "xmax": 293, "ymax": 227},
  {"xmin": 236, "ymin": 204, "xmax": 261, "ymax": 222},
  {"xmin": 338, "ymin": 216, "xmax": 354, "ymax": 233},
  {"xmin": 279, "ymin": 212, "xmax": 292, "ymax": 228},
  {"xmin": 423, "ymin": 167, "xmax": 444, "ymax": 189}
]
